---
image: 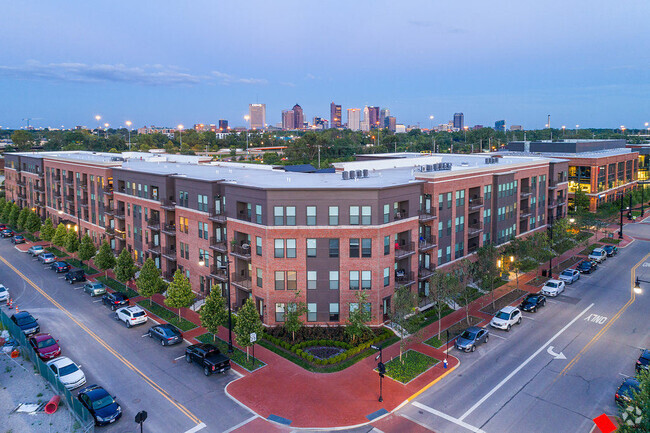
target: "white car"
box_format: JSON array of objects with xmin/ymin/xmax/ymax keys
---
[
  {"xmin": 0, "ymin": 284, "xmax": 9, "ymax": 302},
  {"xmin": 558, "ymin": 269, "xmax": 580, "ymax": 285},
  {"xmin": 115, "ymin": 306, "xmax": 148, "ymax": 328},
  {"xmin": 490, "ymin": 306, "xmax": 522, "ymax": 331},
  {"xmin": 27, "ymin": 245, "xmax": 45, "ymax": 256},
  {"xmin": 588, "ymin": 248, "xmax": 607, "ymax": 263},
  {"xmin": 541, "ymin": 279, "xmax": 565, "ymax": 297},
  {"xmin": 46, "ymin": 357, "xmax": 86, "ymax": 390}
]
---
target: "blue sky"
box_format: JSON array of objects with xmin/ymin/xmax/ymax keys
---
[{"xmin": 0, "ymin": 0, "xmax": 648, "ymax": 130}]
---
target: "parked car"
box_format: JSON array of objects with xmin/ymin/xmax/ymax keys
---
[
  {"xmin": 636, "ymin": 349, "xmax": 650, "ymax": 374},
  {"xmin": 0, "ymin": 224, "xmax": 6, "ymax": 230},
  {"xmin": 38, "ymin": 252, "xmax": 56, "ymax": 264},
  {"xmin": 603, "ymin": 245, "xmax": 618, "ymax": 257},
  {"xmin": 0, "ymin": 284, "xmax": 9, "ymax": 303},
  {"xmin": 185, "ymin": 343, "xmax": 231, "ymax": 376},
  {"xmin": 83, "ymin": 281, "xmax": 106, "ymax": 297},
  {"xmin": 77, "ymin": 384, "xmax": 122, "ymax": 426},
  {"xmin": 588, "ymin": 248, "xmax": 607, "ymax": 263},
  {"xmin": 1, "ymin": 229, "xmax": 15, "ymax": 238},
  {"xmin": 148, "ymin": 323, "xmax": 183, "ymax": 346},
  {"xmin": 101, "ymin": 292, "xmax": 129, "ymax": 310},
  {"xmin": 28, "ymin": 333, "xmax": 62, "ymax": 361},
  {"xmin": 541, "ymin": 279, "xmax": 565, "ymax": 297},
  {"xmin": 64, "ymin": 268, "xmax": 86, "ymax": 284},
  {"xmin": 559, "ymin": 269, "xmax": 580, "ymax": 285},
  {"xmin": 11, "ymin": 235, "xmax": 25, "ymax": 244},
  {"xmin": 28, "ymin": 245, "xmax": 45, "ymax": 256},
  {"xmin": 114, "ymin": 306, "xmax": 147, "ymax": 328},
  {"xmin": 490, "ymin": 306, "xmax": 522, "ymax": 331},
  {"xmin": 615, "ymin": 377, "xmax": 640, "ymax": 406},
  {"xmin": 455, "ymin": 326, "xmax": 489, "ymax": 352},
  {"xmin": 519, "ymin": 293, "xmax": 547, "ymax": 312},
  {"xmin": 50, "ymin": 261, "xmax": 71, "ymax": 273},
  {"xmin": 577, "ymin": 260, "xmax": 597, "ymax": 274},
  {"xmin": 10, "ymin": 311, "xmax": 40, "ymax": 336},
  {"xmin": 46, "ymin": 356, "xmax": 86, "ymax": 390}
]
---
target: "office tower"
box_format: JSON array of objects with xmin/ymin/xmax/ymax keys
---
[
  {"xmin": 495, "ymin": 120, "xmax": 506, "ymax": 132},
  {"xmin": 218, "ymin": 120, "xmax": 228, "ymax": 132},
  {"xmin": 347, "ymin": 108, "xmax": 361, "ymax": 131},
  {"xmin": 292, "ymin": 104, "xmax": 304, "ymax": 130},
  {"xmin": 380, "ymin": 108, "xmax": 390, "ymax": 129},
  {"xmin": 330, "ymin": 102, "xmax": 342, "ymax": 128},
  {"xmin": 387, "ymin": 116, "xmax": 396, "ymax": 132},
  {"xmin": 313, "ymin": 117, "xmax": 328, "ymax": 129},
  {"xmin": 249, "ymin": 104, "xmax": 266, "ymax": 130},
  {"xmin": 368, "ymin": 106, "xmax": 380, "ymax": 129},
  {"xmin": 282, "ymin": 110, "xmax": 295, "ymax": 130},
  {"xmin": 454, "ymin": 113, "xmax": 464, "ymax": 130}
]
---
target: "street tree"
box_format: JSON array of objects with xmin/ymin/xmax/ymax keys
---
[
  {"xmin": 234, "ymin": 297, "xmax": 263, "ymax": 361},
  {"xmin": 0, "ymin": 201, "xmax": 11, "ymax": 224},
  {"xmin": 617, "ymin": 370, "xmax": 649, "ymax": 432},
  {"xmin": 454, "ymin": 259, "xmax": 476, "ymax": 325},
  {"xmin": 345, "ymin": 290, "xmax": 372, "ymax": 344},
  {"xmin": 52, "ymin": 223, "xmax": 68, "ymax": 248},
  {"xmin": 16, "ymin": 207, "xmax": 29, "ymax": 231},
  {"xmin": 114, "ymin": 248, "xmax": 137, "ymax": 284},
  {"xmin": 136, "ymin": 258, "xmax": 165, "ymax": 306},
  {"xmin": 390, "ymin": 285, "xmax": 421, "ymax": 362},
  {"xmin": 428, "ymin": 271, "xmax": 455, "ymax": 340},
  {"xmin": 200, "ymin": 290, "xmax": 228, "ymax": 343},
  {"xmin": 164, "ymin": 269, "xmax": 195, "ymax": 320},
  {"xmin": 283, "ymin": 291, "xmax": 308, "ymax": 342},
  {"xmin": 573, "ymin": 187, "xmax": 590, "ymax": 212},
  {"xmin": 26, "ymin": 211, "xmax": 41, "ymax": 233},
  {"xmin": 94, "ymin": 241, "xmax": 116, "ymax": 277},
  {"xmin": 64, "ymin": 231, "xmax": 79, "ymax": 256},
  {"xmin": 473, "ymin": 244, "xmax": 500, "ymax": 307},
  {"xmin": 40, "ymin": 218, "xmax": 55, "ymax": 245},
  {"xmin": 77, "ymin": 234, "xmax": 96, "ymax": 266},
  {"xmin": 0, "ymin": 198, "xmax": 6, "ymax": 215},
  {"xmin": 8, "ymin": 204, "xmax": 20, "ymax": 228}
]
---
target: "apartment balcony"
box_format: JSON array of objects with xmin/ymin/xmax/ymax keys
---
[
  {"xmin": 34, "ymin": 183, "xmax": 45, "ymax": 192},
  {"xmin": 163, "ymin": 269, "xmax": 177, "ymax": 281},
  {"xmin": 64, "ymin": 178, "xmax": 74, "ymax": 186},
  {"xmin": 64, "ymin": 194, "xmax": 74, "ymax": 202},
  {"xmin": 209, "ymin": 266, "xmax": 227, "ymax": 282},
  {"xmin": 208, "ymin": 212, "xmax": 227, "ymax": 224},
  {"xmin": 78, "ymin": 198, "xmax": 89, "ymax": 208},
  {"xmin": 418, "ymin": 264, "xmax": 436, "ymax": 281},
  {"xmin": 468, "ymin": 243, "xmax": 479, "ymax": 254},
  {"xmin": 146, "ymin": 243, "xmax": 161, "ymax": 255},
  {"xmin": 395, "ymin": 270, "xmax": 416, "ymax": 286},
  {"xmin": 104, "ymin": 227, "xmax": 115, "ymax": 237},
  {"xmin": 146, "ymin": 218, "xmax": 161, "ymax": 231},
  {"xmin": 231, "ymin": 273, "xmax": 252, "ymax": 292},
  {"xmin": 393, "ymin": 211, "xmax": 409, "ymax": 221},
  {"xmin": 113, "ymin": 231, "xmax": 126, "ymax": 240},
  {"xmin": 418, "ymin": 235, "xmax": 437, "ymax": 252},
  {"xmin": 395, "ymin": 241, "xmax": 416, "ymax": 259},
  {"xmin": 418, "ymin": 209, "xmax": 437, "ymax": 222},
  {"xmin": 520, "ymin": 187, "xmax": 532, "ymax": 197},
  {"xmin": 114, "ymin": 209, "xmax": 126, "ymax": 220},
  {"xmin": 467, "ymin": 222, "xmax": 483, "ymax": 236},
  {"xmin": 52, "ymin": 190, "xmax": 62, "ymax": 198},
  {"xmin": 231, "ymin": 244, "xmax": 252, "ymax": 260},
  {"xmin": 209, "ymin": 237, "xmax": 227, "ymax": 253},
  {"xmin": 235, "ymin": 212, "xmax": 252, "ymax": 222},
  {"xmin": 548, "ymin": 199, "xmax": 557, "ymax": 208},
  {"xmin": 519, "ymin": 207, "xmax": 532, "ymax": 218},
  {"xmin": 16, "ymin": 178, "xmax": 26, "ymax": 186},
  {"xmin": 79, "ymin": 181, "xmax": 88, "ymax": 190},
  {"xmin": 160, "ymin": 200, "xmax": 176, "ymax": 210},
  {"xmin": 162, "ymin": 248, "xmax": 177, "ymax": 261},
  {"xmin": 468, "ymin": 197, "xmax": 484, "ymax": 210},
  {"xmin": 161, "ymin": 224, "xmax": 176, "ymax": 236},
  {"xmin": 557, "ymin": 196, "xmax": 566, "ymax": 205},
  {"xmin": 102, "ymin": 185, "xmax": 114, "ymax": 194}
]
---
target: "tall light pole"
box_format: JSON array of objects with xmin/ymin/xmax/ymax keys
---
[
  {"xmin": 575, "ymin": 124, "xmax": 579, "ymax": 137},
  {"xmin": 562, "ymin": 125, "xmax": 566, "ymax": 138},
  {"xmin": 243, "ymin": 115, "xmax": 250, "ymax": 156},
  {"xmin": 178, "ymin": 124, "xmax": 184, "ymax": 148},
  {"xmin": 429, "ymin": 115, "xmax": 434, "ymax": 131},
  {"xmin": 95, "ymin": 115, "xmax": 101, "ymax": 134},
  {"xmin": 125, "ymin": 121, "xmax": 132, "ymax": 150},
  {"xmin": 104, "ymin": 123, "xmax": 109, "ymax": 139},
  {"xmin": 619, "ymin": 192, "xmax": 625, "ymax": 239}
]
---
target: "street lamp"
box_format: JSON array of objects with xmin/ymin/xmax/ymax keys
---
[
  {"xmin": 95, "ymin": 115, "xmax": 101, "ymax": 134},
  {"xmin": 548, "ymin": 217, "xmax": 555, "ymax": 278},
  {"xmin": 370, "ymin": 345, "xmax": 385, "ymax": 402},
  {"xmin": 429, "ymin": 115, "xmax": 434, "ymax": 130},
  {"xmin": 199, "ymin": 252, "xmax": 233, "ymax": 353},
  {"xmin": 104, "ymin": 123, "xmax": 110, "ymax": 139},
  {"xmin": 634, "ymin": 277, "xmax": 648, "ymax": 294},
  {"xmin": 562, "ymin": 125, "xmax": 566, "ymax": 138},
  {"xmin": 619, "ymin": 192, "xmax": 626, "ymax": 239},
  {"xmin": 178, "ymin": 124, "xmax": 184, "ymax": 148},
  {"xmin": 243, "ymin": 115, "xmax": 250, "ymax": 156},
  {"xmin": 125, "ymin": 121, "xmax": 132, "ymax": 150}
]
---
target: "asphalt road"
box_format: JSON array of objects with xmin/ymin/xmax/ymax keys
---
[
  {"xmin": 398, "ymin": 231, "xmax": 650, "ymax": 433},
  {"xmin": 0, "ymin": 241, "xmax": 254, "ymax": 433}
]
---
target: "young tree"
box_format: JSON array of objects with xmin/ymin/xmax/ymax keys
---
[
  {"xmin": 573, "ymin": 187, "xmax": 590, "ymax": 213},
  {"xmin": 428, "ymin": 271, "xmax": 455, "ymax": 340},
  {"xmin": 77, "ymin": 234, "xmax": 96, "ymax": 266},
  {"xmin": 390, "ymin": 285, "xmax": 421, "ymax": 362},
  {"xmin": 164, "ymin": 269, "xmax": 195, "ymax": 320},
  {"xmin": 114, "ymin": 248, "xmax": 137, "ymax": 284},
  {"xmin": 0, "ymin": 198, "xmax": 6, "ymax": 216},
  {"xmin": 234, "ymin": 297, "xmax": 263, "ymax": 361},
  {"xmin": 283, "ymin": 290, "xmax": 308, "ymax": 342},
  {"xmin": 52, "ymin": 223, "xmax": 68, "ymax": 248},
  {"xmin": 345, "ymin": 290, "xmax": 372, "ymax": 344},
  {"xmin": 16, "ymin": 207, "xmax": 29, "ymax": 231},
  {"xmin": 454, "ymin": 259, "xmax": 476, "ymax": 325},
  {"xmin": 473, "ymin": 244, "xmax": 500, "ymax": 307},
  {"xmin": 200, "ymin": 290, "xmax": 228, "ymax": 342},
  {"xmin": 64, "ymin": 231, "xmax": 79, "ymax": 256},
  {"xmin": 617, "ymin": 370, "xmax": 649, "ymax": 432},
  {"xmin": 1, "ymin": 201, "xmax": 13, "ymax": 223},
  {"xmin": 8, "ymin": 204, "xmax": 20, "ymax": 228},
  {"xmin": 94, "ymin": 241, "xmax": 116, "ymax": 277},
  {"xmin": 40, "ymin": 218, "xmax": 55, "ymax": 245},
  {"xmin": 26, "ymin": 211, "xmax": 41, "ymax": 233},
  {"xmin": 136, "ymin": 258, "xmax": 165, "ymax": 306}
]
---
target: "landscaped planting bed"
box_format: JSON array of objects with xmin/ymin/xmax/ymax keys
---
[
  {"xmin": 409, "ymin": 304, "xmax": 455, "ymax": 331},
  {"xmin": 67, "ymin": 258, "xmax": 98, "ymax": 275},
  {"xmin": 425, "ymin": 315, "xmax": 483, "ymax": 348},
  {"xmin": 525, "ymin": 275, "xmax": 548, "ymax": 287},
  {"xmin": 552, "ymin": 256, "xmax": 582, "ymax": 274},
  {"xmin": 456, "ymin": 286, "xmax": 484, "ymax": 306},
  {"xmin": 196, "ymin": 333, "xmax": 265, "ymax": 372},
  {"xmin": 96, "ymin": 275, "xmax": 139, "ymax": 298},
  {"xmin": 136, "ymin": 300, "xmax": 197, "ymax": 332},
  {"xmin": 578, "ymin": 243, "xmax": 602, "ymax": 256},
  {"xmin": 480, "ymin": 289, "xmax": 528, "ymax": 315},
  {"xmin": 46, "ymin": 246, "xmax": 67, "ymax": 258},
  {"xmin": 20, "ymin": 232, "xmax": 38, "ymax": 242},
  {"xmin": 599, "ymin": 237, "xmax": 622, "ymax": 244},
  {"xmin": 576, "ymin": 231, "xmax": 593, "ymax": 242},
  {"xmin": 382, "ymin": 350, "xmax": 439, "ymax": 384}
]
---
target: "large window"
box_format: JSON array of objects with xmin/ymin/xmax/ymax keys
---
[
  {"xmin": 198, "ymin": 194, "xmax": 208, "ymax": 212},
  {"xmin": 286, "ymin": 206, "xmax": 296, "ymax": 226},
  {"xmin": 275, "ymin": 303, "xmax": 285, "ymax": 322},
  {"xmin": 349, "ymin": 206, "xmax": 360, "ymax": 225},
  {"xmin": 384, "ymin": 236, "xmax": 390, "ymax": 255},
  {"xmin": 307, "ymin": 303, "xmax": 317, "ymax": 322},
  {"xmin": 329, "ymin": 303, "xmax": 339, "ymax": 321},
  {"xmin": 256, "ymin": 236, "xmax": 262, "ymax": 256},
  {"xmin": 255, "ymin": 204, "xmax": 262, "ymax": 224},
  {"xmin": 329, "ymin": 239, "xmax": 339, "ymax": 257},
  {"xmin": 361, "ymin": 239, "xmax": 372, "ymax": 258},
  {"xmin": 361, "ymin": 206, "xmax": 371, "ymax": 225},
  {"xmin": 275, "ymin": 271, "xmax": 285, "ymax": 290},
  {"xmin": 349, "ymin": 238, "xmax": 360, "ymax": 258},
  {"xmin": 306, "ymin": 239, "xmax": 317, "ymax": 257},
  {"xmin": 349, "ymin": 271, "xmax": 360, "ymax": 290},
  {"xmin": 306, "ymin": 206, "xmax": 316, "ymax": 226},
  {"xmin": 274, "ymin": 239, "xmax": 284, "ymax": 258},
  {"xmin": 287, "ymin": 271, "xmax": 297, "ymax": 290},
  {"xmin": 256, "ymin": 268, "xmax": 263, "ymax": 287},
  {"xmin": 329, "ymin": 271, "xmax": 339, "ymax": 290},
  {"xmin": 384, "ymin": 267, "xmax": 390, "ymax": 286},
  {"xmin": 383, "ymin": 204, "xmax": 390, "ymax": 223},
  {"xmin": 274, "ymin": 206, "xmax": 284, "ymax": 225},
  {"xmin": 361, "ymin": 271, "xmax": 371, "ymax": 290},
  {"xmin": 329, "ymin": 206, "xmax": 339, "ymax": 225}
]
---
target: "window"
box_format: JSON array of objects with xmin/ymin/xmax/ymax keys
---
[
  {"xmin": 455, "ymin": 190, "xmax": 465, "ymax": 206},
  {"xmin": 275, "ymin": 303, "xmax": 285, "ymax": 322},
  {"xmin": 361, "ymin": 271, "xmax": 371, "ymax": 290},
  {"xmin": 446, "ymin": 219, "xmax": 452, "ymax": 236},
  {"xmin": 384, "ymin": 236, "xmax": 390, "ymax": 255},
  {"xmin": 455, "ymin": 216, "xmax": 465, "ymax": 232},
  {"xmin": 349, "ymin": 206, "xmax": 360, "ymax": 225},
  {"xmin": 274, "ymin": 206, "xmax": 284, "ymax": 225},
  {"xmin": 361, "ymin": 206, "xmax": 371, "ymax": 225},
  {"xmin": 447, "ymin": 192, "xmax": 452, "ymax": 209},
  {"xmin": 484, "ymin": 185, "xmax": 492, "ymax": 200},
  {"xmin": 178, "ymin": 191, "xmax": 188, "ymax": 207},
  {"xmin": 362, "ymin": 238, "xmax": 372, "ymax": 257},
  {"xmin": 286, "ymin": 206, "xmax": 296, "ymax": 226},
  {"xmin": 287, "ymin": 271, "xmax": 297, "ymax": 290},
  {"xmin": 306, "ymin": 206, "xmax": 316, "ymax": 225},
  {"xmin": 179, "ymin": 217, "xmax": 189, "ymax": 234},
  {"xmin": 198, "ymin": 249, "xmax": 209, "ymax": 267},
  {"xmin": 329, "ymin": 271, "xmax": 339, "ymax": 289},
  {"xmin": 329, "ymin": 303, "xmax": 339, "ymax": 321},
  {"xmin": 329, "ymin": 239, "xmax": 339, "ymax": 257},
  {"xmin": 256, "ymin": 268, "xmax": 263, "ymax": 287},
  {"xmin": 198, "ymin": 222, "xmax": 208, "ymax": 240},
  {"xmin": 198, "ymin": 194, "xmax": 208, "ymax": 212},
  {"xmin": 255, "ymin": 204, "xmax": 262, "ymax": 224},
  {"xmin": 307, "ymin": 303, "xmax": 317, "ymax": 322},
  {"xmin": 329, "ymin": 206, "xmax": 338, "ymax": 225},
  {"xmin": 438, "ymin": 221, "xmax": 443, "ymax": 238},
  {"xmin": 384, "ymin": 267, "xmax": 390, "ymax": 286},
  {"xmin": 275, "ymin": 271, "xmax": 285, "ymax": 290},
  {"xmin": 307, "ymin": 239, "xmax": 317, "ymax": 257},
  {"xmin": 383, "ymin": 204, "xmax": 390, "ymax": 223},
  {"xmin": 349, "ymin": 271, "xmax": 359, "ymax": 290},
  {"xmin": 274, "ymin": 239, "xmax": 284, "ymax": 258},
  {"xmin": 307, "ymin": 271, "xmax": 317, "ymax": 289},
  {"xmin": 484, "ymin": 209, "xmax": 491, "ymax": 224},
  {"xmin": 349, "ymin": 238, "xmax": 360, "ymax": 257},
  {"xmin": 256, "ymin": 236, "xmax": 262, "ymax": 256},
  {"xmin": 438, "ymin": 194, "xmax": 444, "ymax": 210},
  {"xmin": 286, "ymin": 239, "xmax": 296, "ymax": 258}
]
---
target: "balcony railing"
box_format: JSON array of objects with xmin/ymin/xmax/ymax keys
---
[
  {"xmin": 520, "ymin": 187, "xmax": 532, "ymax": 197},
  {"xmin": 160, "ymin": 200, "xmax": 176, "ymax": 210},
  {"xmin": 418, "ymin": 235, "xmax": 437, "ymax": 251},
  {"xmin": 231, "ymin": 244, "xmax": 252, "ymax": 260},
  {"xmin": 209, "ymin": 237, "xmax": 227, "ymax": 253},
  {"xmin": 34, "ymin": 184, "xmax": 45, "ymax": 192},
  {"xmin": 161, "ymin": 224, "xmax": 177, "ymax": 236},
  {"xmin": 548, "ymin": 199, "xmax": 557, "ymax": 208},
  {"xmin": 104, "ymin": 227, "xmax": 115, "ymax": 236},
  {"xmin": 147, "ymin": 243, "xmax": 161, "ymax": 255},
  {"xmin": 16, "ymin": 178, "xmax": 26, "ymax": 186},
  {"xmin": 236, "ymin": 212, "xmax": 252, "ymax": 222},
  {"xmin": 162, "ymin": 248, "xmax": 177, "ymax": 261},
  {"xmin": 557, "ymin": 196, "xmax": 566, "ymax": 205},
  {"xmin": 467, "ymin": 222, "xmax": 483, "ymax": 235},
  {"xmin": 418, "ymin": 264, "xmax": 436, "ymax": 280},
  {"xmin": 468, "ymin": 244, "xmax": 479, "ymax": 254},
  {"xmin": 65, "ymin": 194, "xmax": 74, "ymax": 202},
  {"xmin": 102, "ymin": 185, "xmax": 114, "ymax": 194},
  {"xmin": 78, "ymin": 198, "xmax": 88, "ymax": 207},
  {"xmin": 209, "ymin": 212, "xmax": 227, "ymax": 223},
  {"xmin": 231, "ymin": 273, "xmax": 252, "ymax": 291},
  {"xmin": 147, "ymin": 218, "xmax": 160, "ymax": 231},
  {"xmin": 209, "ymin": 266, "xmax": 227, "ymax": 281},
  {"xmin": 163, "ymin": 269, "xmax": 177, "ymax": 281},
  {"xmin": 393, "ymin": 211, "xmax": 409, "ymax": 221},
  {"xmin": 395, "ymin": 241, "xmax": 415, "ymax": 259},
  {"xmin": 468, "ymin": 197, "xmax": 483, "ymax": 209},
  {"xmin": 64, "ymin": 178, "xmax": 74, "ymax": 186},
  {"xmin": 395, "ymin": 270, "xmax": 416, "ymax": 286},
  {"xmin": 115, "ymin": 209, "xmax": 126, "ymax": 219},
  {"xmin": 418, "ymin": 209, "xmax": 437, "ymax": 222},
  {"xmin": 519, "ymin": 207, "xmax": 531, "ymax": 218}
]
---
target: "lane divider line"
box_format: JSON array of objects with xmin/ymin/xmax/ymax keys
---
[{"xmin": 413, "ymin": 401, "xmax": 486, "ymax": 433}]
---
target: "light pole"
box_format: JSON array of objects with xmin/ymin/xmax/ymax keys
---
[
  {"xmin": 125, "ymin": 121, "xmax": 132, "ymax": 150},
  {"xmin": 178, "ymin": 124, "xmax": 184, "ymax": 148},
  {"xmin": 429, "ymin": 115, "xmax": 434, "ymax": 131},
  {"xmin": 199, "ymin": 252, "xmax": 233, "ymax": 352},
  {"xmin": 562, "ymin": 125, "xmax": 566, "ymax": 138},
  {"xmin": 95, "ymin": 115, "xmax": 101, "ymax": 134},
  {"xmin": 575, "ymin": 124, "xmax": 579, "ymax": 137},
  {"xmin": 619, "ymin": 192, "xmax": 625, "ymax": 239},
  {"xmin": 370, "ymin": 344, "xmax": 385, "ymax": 402},
  {"xmin": 548, "ymin": 216, "xmax": 554, "ymax": 278},
  {"xmin": 244, "ymin": 115, "xmax": 250, "ymax": 157},
  {"xmin": 104, "ymin": 123, "xmax": 109, "ymax": 139}
]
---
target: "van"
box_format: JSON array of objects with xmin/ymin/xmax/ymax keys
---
[{"xmin": 64, "ymin": 268, "xmax": 86, "ymax": 284}]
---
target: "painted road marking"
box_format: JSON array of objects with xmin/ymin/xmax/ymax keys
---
[
  {"xmin": 182, "ymin": 422, "xmax": 207, "ymax": 433},
  {"xmin": 413, "ymin": 401, "xmax": 486, "ymax": 433},
  {"xmin": 546, "ymin": 346, "xmax": 566, "ymax": 360},
  {"xmin": 74, "ymin": 286, "xmax": 83, "ymax": 290},
  {"xmin": 490, "ymin": 333, "xmax": 508, "ymax": 340},
  {"xmin": 0, "ymin": 255, "xmax": 203, "ymax": 426},
  {"xmin": 619, "ymin": 373, "xmax": 630, "ymax": 378},
  {"xmin": 142, "ymin": 334, "xmax": 150, "ymax": 338},
  {"xmin": 174, "ymin": 355, "xmax": 186, "ymax": 361},
  {"xmin": 643, "ymin": 262, "xmax": 650, "ymax": 268},
  {"xmin": 92, "ymin": 299, "xmax": 102, "ymax": 303},
  {"xmin": 522, "ymin": 315, "xmax": 536, "ymax": 321},
  {"xmin": 584, "ymin": 314, "xmax": 608, "ymax": 324},
  {"xmin": 222, "ymin": 416, "xmax": 258, "ymax": 433},
  {"xmin": 458, "ymin": 302, "xmax": 594, "ymax": 422}
]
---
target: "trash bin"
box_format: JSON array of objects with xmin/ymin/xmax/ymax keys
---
[{"xmin": 541, "ymin": 269, "xmax": 547, "ymax": 277}]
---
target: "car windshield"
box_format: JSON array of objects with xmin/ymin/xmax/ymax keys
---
[
  {"xmin": 132, "ymin": 311, "xmax": 145, "ymax": 318},
  {"xmin": 91, "ymin": 395, "xmax": 115, "ymax": 410},
  {"xmin": 460, "ymin": 331, "xmax": 476, "ymax": 340},
  {"xmin": 37, "ymin": 338, "xmax": 56, "ymax": 348},
  {"xmin": 92, "ymin": 283, "xmax": 103, "ymax": 289},
  {"xmin": 525, "ymin": 295, "xmax": 537, "ymax": 302},
  {"xmin": 546, "ymin": 282, "xmax": 558, "ymax": 288},
  {"xmin": 561, "ymin": 271, "xmax": 573, "ymax": 277},
  {"xmin": 0, "ymin": 287, "xmax": 7, "ymax": 293},
  {"xmin": 16, "ymin": 316, "xmax": 34, "ymax": 325},
  {"xmin": 620, "ymin": 382, "xmax": 640, "ymax": 396},
  {"xmin": 496, "ymin": 312, "xmax": 510, "ymax": 320},
  {"xmin": 59, "ymin": 363, "xmax": 79, "ymax": 376}
]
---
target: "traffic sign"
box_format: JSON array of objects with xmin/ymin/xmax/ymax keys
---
[
  {"xmin": 250, "ymin": 332, "xmax": 257, "ymax": 343},
  {"xmin": 135, "ymin": 410, "xmax": 148, "ymax": 424}
]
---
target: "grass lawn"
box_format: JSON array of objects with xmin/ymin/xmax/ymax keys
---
[
  {"xmin": 424, "ymin": 335, "xmax": 445, "ymax": 348},
  {"xmin": 67, "ymin": 258, "xmax": 98, "ymax": 275},
  {"xmin": 599, "ymin": 237, "xmax": 622, "ymax": 244},
  {"xmin": 21, "ymin": 232, "xmax": 38, "ymax": 242},
  {"xmin": 383, "ymin": 350, "xmax": 439, "ymax": 384},
  {"xmin": 137, "ymin": 300, "xmax": 197, "ymax": 332},
  {"xmin": 409, "ymin": 304, "xmax": 454, "ymax": 331},
  {"xmin": 197, "ymin": 332, "xmax": 265, "ymax": 372},
  {"xmin": 578, "ymin": 243, "xmax": 602, "ymax": 256},
  {"xmin": 97, "ymin": 275, "xmax": 139, "ymax": 298},
  {"xmin": 46, "ymin": 246, "xmax": 67, "ymax": 258}
]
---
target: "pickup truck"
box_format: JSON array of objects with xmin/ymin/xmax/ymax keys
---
[{"xmin": 185, "ymin": 343, "xmax": 231, "ymax": 376}]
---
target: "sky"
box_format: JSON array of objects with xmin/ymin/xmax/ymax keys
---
[{"xmin": 0, "ymin": 0, "xmax": 649, "ymax": 130}]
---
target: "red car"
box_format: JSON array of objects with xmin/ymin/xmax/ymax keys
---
[
  {"xmin": 0, "ymin": 224, "xmax": 6, "ymax": 230},
  {"xmin": 29, "ymin": 333, "xmax": 61, "ymax": 361}
]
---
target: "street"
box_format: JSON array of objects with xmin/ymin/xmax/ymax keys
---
[{"xmin": 0, "ymin": 241, "xmax": 254, "ymax": 433}]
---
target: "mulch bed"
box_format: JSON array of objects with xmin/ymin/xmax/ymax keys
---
[
  {"xmin": 480, "ymin": 289, "xmax": 528, "ymax": 315},
  {"xmin": 552, "ymin": 256, "xmax": 582, "ymax": 274},
  {"xmin": 430, "ymin": 315, "xmax": 483, "ymax": 343},
  {"xmin": 525, "ymin": 275, "xmax": 548, "ymax": 287}
]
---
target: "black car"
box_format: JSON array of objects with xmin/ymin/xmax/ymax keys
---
[
  {"xmin": 77, "ymin": 384, "xmax": 122, "ymax": 426},
  {"xmin": 636, "ymin": 349, "xmax": 650, "ymax": 374},
  {"xmin": 101, "ymin": 292, "xmax": 129, "ymax": 311},
  {"xmin": 185, "ymin": 343, "xmax": 231, "ymax": 376},
  {"xmin": 519, "ymin": 293, "xmax": 546, "ymax": 312},
  {"xmin": 603, "ymin": 245, "xmax": 618, "ymax": 257},
  {"xmin": 577, "ymin": 260, "xmax": 597, "ymax": 274},
  {"xmin": 50, "ymin": 261, "xmax": 71, "ymax": 273},
  {"xmin": 615, "ymin": 377, "xmax": 640, "ymax": 406},
  {"xmin": 148, "ymin": 323, "xmax": 183, "ymax": 346},
  {"xmin": 64, "ymin": 268, "xmax": 86, "ymax": 284},
  {"xmin": 11, "ymin": 235, "xmax": 25, "ymax": 244},
  {"xmin": 1, "ymin": 229, "xmax": 14, "ymax": 238},
  {"xmin": 10, "ymin": 311, "xmax": 40, "ymax": 336}
]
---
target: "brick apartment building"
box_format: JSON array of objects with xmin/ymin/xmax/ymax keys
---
[{"xmin": 5, "ymin": 151, "xmax": 568, "ymax": 327}]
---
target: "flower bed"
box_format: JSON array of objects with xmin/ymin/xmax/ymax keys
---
[
  {"xmin": 96, "ymin": 275, "xmax": 139, "ymax": 298},
  {"xmin": 67, "ymin": 258, "xmax": 98, "ymax": 275},
  {"xmin": 136, "ymin": 300, "xmax": 197, "ymax": 332},
  {"xmin": 383, "ymin": 350, "xmax": 439, "ymax": 384},
  {"xmin": 264, "ymin": 325, "xmax": 383, "ymax": 345},
  {"xmin": 196, "ymin": 332, "xmax": 265, "ymax": 372}
]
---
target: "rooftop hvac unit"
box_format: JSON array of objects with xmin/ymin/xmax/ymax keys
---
[
  {"xmin": 349, "ymin": 170, "xmax": 356, "ymax": 179},
  {"xmin": 363, "ymin": 169, "xmax": 369, "ymax": 178},
  {"xmin": 342, "ymin": 171, "xmax": 349, "ymax": 180},
  {"xmin": 356, "ymin": 170, "xmax": 363, "ymax": 178},
  {"xmin": 426, "ymin": 164, "xmax": 433, "ymax": 171}
]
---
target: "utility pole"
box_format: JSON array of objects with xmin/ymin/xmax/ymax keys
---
[
  {"xmin": 317, "ymin": 145, "xmax": 321, "ymax": 169},
  {"xmin": 619, "ymin": 193, "xmax": 624, "ymax": 239}
]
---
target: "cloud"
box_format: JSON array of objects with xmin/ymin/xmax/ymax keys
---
[
  {"xmin": 281, "ymin": 81, "xmax": 296, "ymax": 87},
  {"xmin": 210, "ymin": 70, "xmax": 267, "ymax": 85},
  {"xmin": 408, "ymin": 20, "xmax": 435, "ymax": 28}
]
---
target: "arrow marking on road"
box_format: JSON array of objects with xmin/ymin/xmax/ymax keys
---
[{"xmin": 547, "ymin": 346, "xmax": 566, "ymax": 360}]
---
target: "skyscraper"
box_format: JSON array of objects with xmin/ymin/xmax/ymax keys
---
[
  {"xmin": 249, "ymin": 104, "xmax": 266, "ymax": 130},
  {"xmin": 453, "ymin": 113, "xmax": 464, "ymax": 130},
  {"xmin": 495, "ymin": 120, "xmax": 506, "ymax": 132},
  {"xmin": 330, "ymin": 102, "xmax": 342, "ymax": 128},
  {"xmin": 282, "ymin": 110, "xmax": 295, "ymax": 130},
  {"xmin": 368, "ymin": 106, "xmax": 380, "ymax": 129},
  {"xmin": 292, "ymin": 104, "xmax": 304, "ymax": 130},
  {"xmin": 218, "ymin": 119, "xmax": 228, "ymax": 132},
  {"xmin": 386, "ymin": 116, "xmax": 396, "ymax": 132},
  {"xmin": 347, "ymin": 108, "xmax": 361, "ymax": 131},
  {"xmin": 380, "ymin": 108, "xmax": 390, "ymax": 129}
]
